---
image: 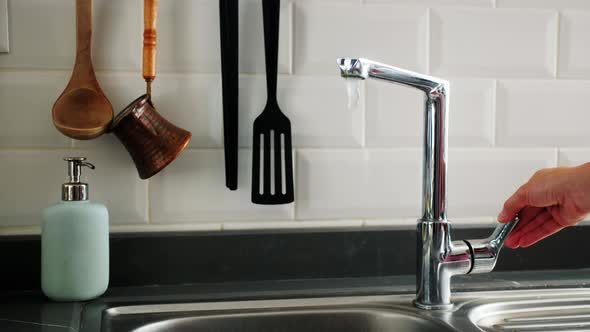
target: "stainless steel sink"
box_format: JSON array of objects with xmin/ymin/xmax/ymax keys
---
[
  {"xmin": 101, "ymin": 297, "xmax": 454, "ymax": 332},
  {"xmin": 458, "ymin": 289, "xmax": 590, "ymax": 332},
  {"xmin": 91, "ymin": 283, "xmax": 590, "ymax": 332},
  {"xmin": 84, "ymin": 270, "xmax": 590, "ymax": 332}
]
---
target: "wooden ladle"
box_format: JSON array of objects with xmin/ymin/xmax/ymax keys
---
[{"xmin": 52, "ymin": 0, "xmax": 113, "ymax": 140}]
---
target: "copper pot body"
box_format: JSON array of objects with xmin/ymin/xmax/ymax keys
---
[{"xmin": 110, "ymin": 94, "xmax": 191, "ymax": 179}]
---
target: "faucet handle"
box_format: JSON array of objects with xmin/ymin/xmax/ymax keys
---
[{"xmin": 465, "ymin": 217, "xmax": 519, "ymax": 274}]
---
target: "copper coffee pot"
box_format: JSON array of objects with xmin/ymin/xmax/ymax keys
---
[{"xmin": 110, "ymin": 0, "xmax": 191, "ymax": 179}]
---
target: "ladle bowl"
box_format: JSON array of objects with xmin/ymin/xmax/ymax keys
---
[
  {"xmin": 53, "ymin": 87, "xmax": 112, "ymax": 139},
  {"xmin": 52, "ymin": 0, "xmax": 113, "ymax": 140}
]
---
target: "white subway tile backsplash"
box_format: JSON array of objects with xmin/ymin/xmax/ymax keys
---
[
  {"xmin": 0, "ymin": 150, "xmax": 65, "ymax": 226},
  {"xmin": 157, "ymin": 0, "xmax": 291, "ymax": 74},
  {"xmin": 153, "ymin": 74, "xmax": 223, "ymax": 148},
  {"xmin": 83, "ymin": 73, "xmax": 363, "ymax": 150},
  {"xmin": 0, "ymin": 71, "xmax": 71, "ymax": 148},
  {"xmin": 497, "ymin": 0, "xmax": 590, "ymax": 9},
  {"xmin": 239, "ymin": 75, "xmax": 364, "ymax": 147},
  {"xmin": 559, "ymin": 149, "xmax": 590, "ymax": 166},
  {"xmin": 448, "ymin": 79, "xmax": 495, "ymax": 147},
  {"xmin": 294, "ymin": 0, "xmax": 360, "ymax": 3},
  {"xmin": 0, "ymin": 0, "xmax": 290, "ymax": 73},
  {"xmin": 296, "ymin": 149, "xmax": 422, "ymax": 220},
  {"xmin": 558, "ymin": 11, "xmax": 590, "ymax": 79},
  {"xmin": 95, "ymin": 73, "xmax": 145, "ymax": 113},
  {"xmin": 0, "ymin": 0, "xmax": 75, "ymax": 69},
  {"xmin": 365, "ymin": 0, "xmax": 493, "ymax": 6},
  {"xmin": 150, "ymin": 150, "xmax": 294, "ymax": 223},
  {"xmin": 76, "ymin": 146, "xmax": 149, "ymax": 225},
  {"xmin": 366, "ymin": 78, "xmax": 494, "ymax": 147},
  {"xmin": 92, "ymin": 0, "xmax": 142, "ymax": 71},
  {"xmin": 0, "ymin": 0, "xmax": 142, "ymax": 71},
  {"xmin": 497, "ymin": 80, "xmax": 590, "ymax": 147},
  {"xmin": 0, "ymin": 148, "xmax": 147, "ymax": 226},
  {"xmin": 365, "ymin": 80, "xmax": 423, "ymax": 147},
  {"xmin": 293, "ymin": 4, "xmax": 427, "ymax": 75},
  {"xmin": 430, "ymin": 8, "xmax": 558, "ymax": 78},
  {"xmin": 4, "ymin": 0, "xmax": 590, "ymax": 234},
  {"xmin": 448, "ymin": 149, "xmax": 556, "ymax": 218},
  {"xmin": 296, "ymin": 148, "xmax": 554, "ymax": 221}
]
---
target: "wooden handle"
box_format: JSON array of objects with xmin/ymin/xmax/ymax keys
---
[
  {"xmin": 143, "ymin": 0, "xmax": 158, "ymax": 82},
  {"xmin": 75, "ymin": 0, "xmax": 93, "ymax": 69}
]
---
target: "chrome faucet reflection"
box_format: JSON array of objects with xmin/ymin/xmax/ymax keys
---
[{"xmin": 337, "ymin": 58, "xmax": 519, "ymax": 310}]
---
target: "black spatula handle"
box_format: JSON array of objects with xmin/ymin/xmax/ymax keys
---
[
  {"xmin": 220, "ymin": 0, "xmax": 238, "ymax": 190},
  {"xmin": 263, "ymin": 0, "xmax": 280, "ymax": 103}
]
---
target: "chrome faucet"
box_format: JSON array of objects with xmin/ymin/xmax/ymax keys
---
[{"xmin": 337, "ymin": 58, "xmax": 519, "ymax": 310}]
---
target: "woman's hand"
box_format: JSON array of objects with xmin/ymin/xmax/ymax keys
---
[{"xmin": 498, "ymin": 163, "xmax": 590, "ymax": 248}]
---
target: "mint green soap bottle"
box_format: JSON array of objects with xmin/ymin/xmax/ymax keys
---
[{"xmin": 42, "ymin": 157, "xmax": 109, "ymax": 302}]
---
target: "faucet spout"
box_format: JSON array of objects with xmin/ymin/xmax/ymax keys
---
[
  {"xmin": 337, "ymin": 57, "xmax": 449, "ymax": 222},
  {"xmin": 337, "ymin": 58, "xmax": 448, "ymax": 96},
  {"xmin": 337, "ymin": 58, "xmax": 369, "ymax": 80}
]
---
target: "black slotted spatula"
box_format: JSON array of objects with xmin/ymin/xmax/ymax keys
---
[{"xmin": 251, "ymin": 0, "xmax": 294, "ymax": 204}]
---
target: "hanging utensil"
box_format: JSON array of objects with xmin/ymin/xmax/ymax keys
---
[
  {"xmin": 251, "ymin": 0, "xmax": 294, "ymax": 204},
  {"xmin": 52, "ymin": 0, "xmax": 113, "ymax": 140},
  {"xmin": 143, "ymin": 0, "xmax": 157, "ymax": 96},
  {"xmin": 219, "ymin": 0, "xmax": 239, "ymax": 190},
  {"xmin": 110, "ymin": 0, "xmax": 191, "ymax": 179}
]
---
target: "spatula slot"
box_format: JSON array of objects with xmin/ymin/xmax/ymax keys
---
[
  {"xmin": 257, "ymin": 133, "xmax": 264, "ymax": 195},
  {"xmin": 270, "ymin": 130, "xmax": 275, "ymax": 195},
  {"xmin": 280, "ymin": 133, "xmax": 287, "ymax": 195}
]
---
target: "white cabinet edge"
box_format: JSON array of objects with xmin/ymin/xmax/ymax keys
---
[{"xmin": 0, "ymin": 0, "xmax": 8, "ymax": 53}]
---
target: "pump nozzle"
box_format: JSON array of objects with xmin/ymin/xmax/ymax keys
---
[{"xmin": 62, "ymin": 157, "xmax": 95, "ymax": 201}]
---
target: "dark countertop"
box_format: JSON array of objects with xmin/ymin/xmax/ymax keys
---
[{"xmin": 2, "ymin": 269, "xmax": 590, "ymax": 332}]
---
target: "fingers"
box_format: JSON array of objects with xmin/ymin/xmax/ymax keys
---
[
  {"xmin": 506, "ymin": 211, "xmax": 564, "ymax": 248},
  {"xmin": 505, "ymin": 206, "xmax": 544, "ymax": 248},
  {"xmin": 517, "ymin": 206, "xmax": 544, "ymax": 226},
  {"xmin": 508, "ymin": 211, "xmax": 551, "ymax": 246},
  {"xmin": 498, "ymin": 184, "xmax": 530, "ymax": 223}
]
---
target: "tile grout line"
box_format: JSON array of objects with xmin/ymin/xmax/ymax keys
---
[
  {"xmin": 146, "ymin": 178, "xmax": 152, "ymax": 225},
  {"xmin": 425, "ymin": 7, "xmax": 431, "ymax": 75},
  {"xmin": 293, "ymin": 149, "xmax": 299, "ymax": 220},
  {"xmin": 287, "ymin": 1, "xmax": 294, "ymax": 75},
  {"xmin": 491, "ymin": 79, "xmax": 498, "ymax": 147},
  {"xmin": 361, "ymin": 81, "xmax": 367, "ymax": 148},
  {"xmin": 0, "ymin": 147, "xmax": 72, "ymax": 152},
  {"xmin": 554, "ymin": 11, "xmax": 560, "ymax": 79}
]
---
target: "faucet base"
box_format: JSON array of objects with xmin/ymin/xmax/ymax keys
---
[{"xmin": 413, "ymin": 300, "xmax": 453, "ymax": 311}]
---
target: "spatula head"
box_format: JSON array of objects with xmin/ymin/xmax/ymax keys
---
[{"xmin": 251, "ymin": 106, "xmax": 294, "ymax": 204}]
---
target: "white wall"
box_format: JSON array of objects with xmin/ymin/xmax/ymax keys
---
[{"xmin": 1, "ymin": 0, "xmax": 588, "ymax": 235}]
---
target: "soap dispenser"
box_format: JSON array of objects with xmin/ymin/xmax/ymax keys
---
[{"xmin": 42, "ymin": 157, "xmax": 109, "ymax": 301}]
